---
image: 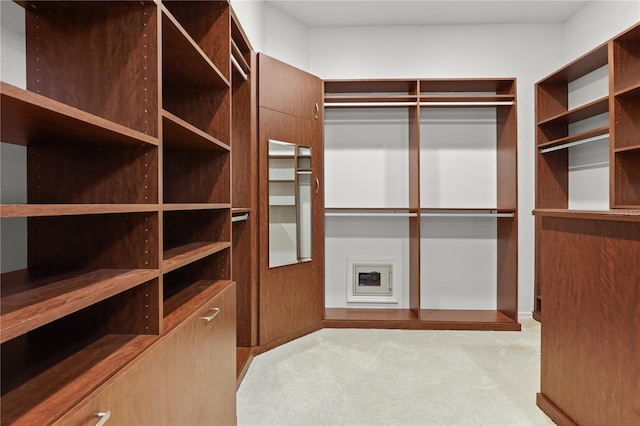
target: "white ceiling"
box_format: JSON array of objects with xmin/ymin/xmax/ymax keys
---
[{"xmin": 265, "ymin": 0, "xmax": 591, "ymax": 27}]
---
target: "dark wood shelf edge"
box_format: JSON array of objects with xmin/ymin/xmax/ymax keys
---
[
  {"xmin": 537, "ymin": 126, "xmax": 609, "ymax": 151},
  {"xmin": 160, "ymin": 6, "xmax": 230, "ymax": 89},
  {"xmin": 162, "ymin": 110, "xmax": 230, "ymax": 151},
  {"xmin": 323, "ymin": 308, "xmax": 520, "ymax": 331},
  {"xmin": 232, "ymin": 207, "xmax": 252, "ymax": 214},
  {"xmin": 537, "ymin": 96, "xmax": 608, "ymax": 126},
  {"xmin": 533, "ymin": 208, "xmax": 640, "ymax": 222},
  {"xmin": 162, "ymin": 241, "xmax": 231, "ymax": 274},
  {"xmin": 162, "ymin": 203, "xmax": 231, "ymax": 212},
  {"xmin": 0, "ymin": 204, "xmax": 159, "ymax": 218},
  {"xmin": 1, "ymin": 269, "xmax": 160, "ymax": 344},
  {"xmin": 0, "ymin": 82, "xmax": 159, "ymax": 147},
  {"xmin": 614, "ymin": 82, "xmax": 640, "ymax": 97},
  {"xmin": 0, "ymin": 334, "xmax": 157, "ymax": 426},
  {"xmin": 536, "ymin": 43, "xmax": 608, "ymax": 85},
  {"xmin": 536, "ymin": 393, "xmax": 578, "ymax": 426},
  {"xmin": 614, "ymin": 144, "xmax": 640, "ymax": 154}
]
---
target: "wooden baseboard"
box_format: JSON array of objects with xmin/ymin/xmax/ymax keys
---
[
  {"xmin": 254, "ymin": 323, "xmax": 323, "ymax": 356},
  {"xmin": 537, "ymin": 393, "xmax": 577, "ymax": 426}
]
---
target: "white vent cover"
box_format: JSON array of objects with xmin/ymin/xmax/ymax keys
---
[{"xmin": 347, "ymin": 260, "xmax": 397, "ymax": 304}]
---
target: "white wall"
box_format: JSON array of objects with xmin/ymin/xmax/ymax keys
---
[
  {"xmin": 230, "ymin": 0, "xmax": 265, "ymax": 53},
  {"xmin": 563, "ymin": 0, "xmax": 640, "ymax": 62}
]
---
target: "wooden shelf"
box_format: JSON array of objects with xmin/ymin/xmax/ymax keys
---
[
  {"xmin": 420, "ymin": 78, "xmax": 516, "ymax": 94},
  {"xmin": 162, "ymin": 203, "xmax": 231, "ymax": 211},
  {"xmin": 537, "ymin": 96, "xmax": 609, "ymax": 126},
  {"xmin": 0, "ymin": 334, "xmax": 155, "ymax": 426},
  {"xmin": 614, "ymin": 81, "xmax": 640, "ymax": 98},
  {"xmin": 162, "ymin": 241, "xmax": 231, "ymax": 274},
  {"xmin": 163, "ymin": 279, "xmax": 233, "ymax": 331},
  {"xmin": 537, "ymin": 126, "xmax": 609, "ymax": 151},
  {"xmin": 0, "ymin": 82, "xmax": 158, "ymax": 148},
  {"xmin": 324, "ymin": 308, "xmax": 520, "ymax": 331},
  {"xmin": 0, "ymin": 268, "xmax": 159, "ymax": 344},
  {"xmin": 232, "ymin": 207, "xmax": 252, "ymax": 214},
  {"xmin": 614, "ymin": 144, "xmax": 640, "ymax": 153},
  {"xmin": 161, "ymin": 9, "xmax": 228, "ymax": 89},
  {"xmin": 0, "ymin": 204, "xmax": 158, "ymax": 218},
  {"xmin": 420, "ymin": 94, "xmax": 515, "ymax": 105},
  {"xmin": 533, "ymin": 208, "xmax": 640, "ymax": 222},
  {"xmin": 162, "ymin": 110, "xmax": 230, "ymax": 151}
]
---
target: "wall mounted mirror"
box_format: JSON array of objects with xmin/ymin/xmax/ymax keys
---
[{"xmin": 268, "ymin": 139, "xmax": 312, "ymax": 268}]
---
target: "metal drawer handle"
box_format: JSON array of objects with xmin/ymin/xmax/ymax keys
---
[
  {"xmin": 95, "ymin": 411, "xmax": 111, "ymax": 426},
  {"xmin": 315, "ymin": 102, "xmax": 319, "ymax": 119},
  {"xmin": 201, "ymin": 308, "xmax": 221, "ymax": 322}
]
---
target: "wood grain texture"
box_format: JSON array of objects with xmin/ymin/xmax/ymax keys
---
[
  {"xmin": 324, "ymin": 79, "xmax": 417, "ymax": 96},
  {"xmin": 497, "ymin": 100, "xmax": 518, "ymax": 210},
  {"xmin": 0, "ymin": 204, "xmax": 158, "ymax": 218},
  {"xmin": 536, "ymin": 393, "xmax": 578, "ymax": 426},
  {"xmin": 538, "ymin": 217, "xmax": 640, "ymax": 425},
  {"xmin": 163, "ymin": 208, "xmax": 230, "ymax": 252},
  {"xmin": 536, "ymin": 150, "xmax": 568, "ymax": 209},
  {"xmin": 537, "ymin": 43, "xmax": 608, "ymax": 85},
  {"xmin": 0, "ymin": 269, "xmax": 158, "ymax": 344},
  {"xmin": 236, "ymin": 346, "xmax": 254, "ymax": 388},
  {"xmin": 163, "ymin": 241, "xmax": 231, "ymax": 274},
  {"xmin": 27, "ymin": 212, "xmax": 159, "ymax": 272},
  {"xmin": 258, "ymin": 83, "xmax": 324, "ymax": 345},
  {"xmin": 162, "ymin": 1, "xmax": 230, "ymax": 82},
  {"xmin": 324, "ymin": 308, "xmax": 520, "ymax": 331},
  {"xmin": 613, "ymin": 150, "xmax": 640, "ymax": 207},
  {"xmin": 163, "ymin": 146, "xmax": 230, "ymax": 203},
  {"xmin": 1, "ymin": 334, "xmax": 156, "ymax": 426},
  {"xmin": 258, "ymin": 111, "xmax": 325, "ymax": 344},
  {"xmin": 612, "ymin": 94, "xmax": 640, "ymax": 150},
  {"xmin": 612, "ymin": 23, "xmax": 640, "ymax": 93},
  {"xmin": 162, "ymin": 110, "xmax": 229, "ymax": 151},
  {"xmin": 0, "ymin": 82, "xmax": 158, "ymax": 147},
  {"xmin": 27, "ymin": 144, "xmax": 158, "ymax": 204},
  {"xmin": 497, "ymin": 216, "xmax": 518, "ymax": 321},
  {"xmin": 25, "ymin": 1, "xmax": 158, "ymax": 137},
  {"xmin": 258, "ymin": 54, "xmax": 321, "ymax": 120}
]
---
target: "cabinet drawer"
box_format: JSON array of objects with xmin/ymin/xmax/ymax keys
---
[{"xmin": 57, "ymin": 282, "xmax": 236, "ymax": 426}]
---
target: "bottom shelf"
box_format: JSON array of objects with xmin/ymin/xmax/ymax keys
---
[
  {"xmin": 1, "ymin": 334, "xmax": 155, "ymax": 426},
  {"xmin": 324, "ymin": 308, "xmax": 520, "ymax": 331}
]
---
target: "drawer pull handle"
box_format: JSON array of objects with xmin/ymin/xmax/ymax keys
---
[
  {"xmin": 201, "ymin": 308, "xmax": 221, "ymax": 322},
  {"xmin": 315, "ymin": 102, "xmax": 319, "ymax": 119},
  {"xmin": 95, "ymin": 411, "xmax": 111, "ymax": 426}
]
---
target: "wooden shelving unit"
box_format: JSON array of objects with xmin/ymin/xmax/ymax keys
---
[
  {"xmin": 323, "ymin": 78, "xmax": 519, "ymax": 331},
  {"xmin": 1, "ymin": 1, "xmax": 237, "ymax": 424},
  {"xmin": 230, "ymin": 9, "xmax": 260, "ymax": 378},
  {"xmin": 534, "ymin": 22, "xmax": 640, "ymax": 426}
]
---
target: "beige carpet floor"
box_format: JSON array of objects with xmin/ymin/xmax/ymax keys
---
[{"xmin": 237, "ymin": 317, "xmax": 554, "ymax": 425}]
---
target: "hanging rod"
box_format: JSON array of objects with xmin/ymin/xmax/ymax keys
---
[
  {"xmin": 421, "ymin": 101, "xmax": 514, "ymax": 106},
  {"xmin": 297, "ymin": 170, "xmax": 312, "ymax": 175},
  {"xmin": 324, "ymin": 102, "xmax": 417, "ymax": 108},
  {"xmin": 232, "ymin": 213, "xmax": 249, "ymax": 223},
  {"xmin": 420, "ymin": 212, "xmax": 515, "ymax": 218},
  {"xmin": 231, "ymin": 55, "xmax": 248, "ymax": 81},
  {"xmin": 539, "ymin": 133, "xmax": 610, "ymax": 154},
  {"xmin": 325, "ymin": 212, "xmax": 418, "ymax": 218}
]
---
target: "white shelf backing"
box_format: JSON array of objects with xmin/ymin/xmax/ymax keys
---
[
  {"xmin": 324, "ymin": 108, "xmax": 410, "ymax": 208},
  {"xmin": 420, "ymin": 216, "xmax": 498, "ymax": 310},
  {"xmin": 420, "ymin": 108, "xmax": 497, "ymax": 208}
]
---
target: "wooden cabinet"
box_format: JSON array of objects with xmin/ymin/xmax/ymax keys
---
[
  {"xmin": 323, "ymin": 78, "xmax": 519, "ymax": 331},
  {"xmin": 534, "ymin": 22, "xmax": 640, "ymax": 425},
  {"xmin": 257, "ymin": 54, "xmax": 325, "ymax": 346},
  {"xmin": 1, "ymin": 1, "xmax": 237, "ymax": 424},
  {"xmin": 55, "ymin": 282, "xmax": 236, "ymax": 426}
]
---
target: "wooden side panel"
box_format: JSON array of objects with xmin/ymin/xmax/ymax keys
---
[
  {"xmin": 536, "ymin": 149, "xmax": 568, "ymax": 209},
  {"xmin": 25, "ymin": 1, "xmax": 158, "ymax": 137},
  {"xmin": 496, "ymin": 216, "xmax": 518, "ymax": 321},
  {"xmin": 258, "ymin": 54, "xmax": 319, "ymax": 120},
  {"xmin": 539, "ymin": 217, "xmax": 640, "ymax": 425},
  {"xmin": 497, "ymin": 102, "xmax": 518, "ymax": 210},
  {"xmin": 258, "ymin": 108, "xmax": 324, "ymax": 345}
]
